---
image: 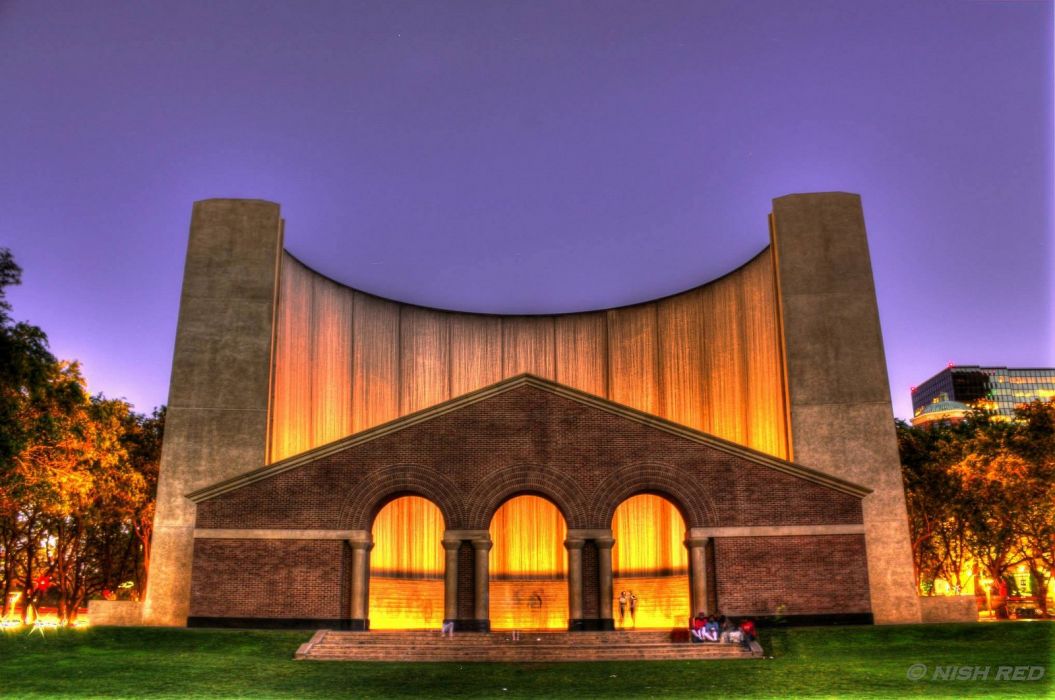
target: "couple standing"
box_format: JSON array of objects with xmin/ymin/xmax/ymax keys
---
[{"xmin": 617, "ymin": 590, "xmax": 638, "ymax": 627}]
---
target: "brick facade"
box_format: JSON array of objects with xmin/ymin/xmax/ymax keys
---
[
  {"xmin": 582, "ymin": 542, "xmax": 599, "ymax": 619},
  {"xmin": 197, "ymin": 383, "xmax": 862, "ymax": 531},
  {"xmin": 190, "ymin": 539, "xmax": 346, "ymax": 621},
  {"xmin": 714, "ymin": 535, "xmax": 870, "ymax": 615},
  {"xmin": 456, "ymin": 543, "xmax": 474, "ymax": 620},
  {"xmin": 189, "ymin": 378, "xmax": 871, "ymax": 626}
]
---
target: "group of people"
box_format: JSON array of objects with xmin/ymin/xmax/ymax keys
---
[
  {"xmin": 617, "ymin": 590, "xmax": 638, "ymax": 627},
  {"xmin": 689, "ymin": 612, "xmax": 756, "ymax": 649}
]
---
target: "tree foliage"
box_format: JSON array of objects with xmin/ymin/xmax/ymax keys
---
[
  {"xmin": 0, "ymin": 249, "xmax": 162, "ymax": 623},
  {"xmin": 899, "ymin": 402, "xmax": 1055, "ymax": 615}
]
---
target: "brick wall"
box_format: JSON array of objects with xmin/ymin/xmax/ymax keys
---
[
  {"xmin": 456, "ymin": 542, "xmax": 474, "ymax": 620},
  {"xmin": 191, "ymin": 384, "xmax": 869, "ymax": 624},
  {"xmin": 196, "ymin": 384, "xmax": 862, "ymax": 531},
  {"xmin": 714, "ymin": 535, "xmax": 870, "ymax": 615},
  {"xmin": 582, "ymin": 542, "xmax": 599, "ymax": 618},
  {"xmin": 189, "ymin": 539, "xmax": 345, "ymax": 620}
]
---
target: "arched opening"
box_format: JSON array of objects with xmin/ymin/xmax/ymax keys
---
[
  {"xmin": 612, "ymin": 494, "xmax": 689, "ymax": 629},
  {"xmin": 368, "ymin": 495, "xmax": 444, "ymax": 629},
  {"xmin": 489, "ymin": 494, "xmax": 568, "ymax": 630}
]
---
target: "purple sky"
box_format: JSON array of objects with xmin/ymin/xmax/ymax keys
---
[{"xmin": 2, "ymin": 1, "xmax": 1052, "ymax": 421}]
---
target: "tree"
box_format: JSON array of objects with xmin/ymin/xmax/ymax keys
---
[
  {"xmin": 952, "ymin": 413, "xmax": 1030, "ymax": 606},
  {"xmin": 0, "ymin": 248, "xmax": 163, "ymax": 623},
  {"xmin": 125, "ymin": 405, "xmax": 163, "ymax": 596},
  {"xmin": 1003, "ymin": 400, "xmax": 1055, "ymax": 615},
  {"xmin": 0, "ymin": 249, "xmax": 64, "ymax": 465},
  {"xmin": 898, "ymin": 419, "xmax": 973, "ymax": 593},
  {"xmin": 900, "ymin": 400, "xmax": 1055, "ymax": 616},
  {"xmin": 92, "ymin": 403, "xmax": 163, "ymax": 600},
  {"xmin": 0, "ymin": 248, "xmax": 86, "ymax": 619}
]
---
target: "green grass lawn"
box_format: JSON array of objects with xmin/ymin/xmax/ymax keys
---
[{"xmin": 0, "ymin": 623, "xmax": 1050, "ymax": 699}]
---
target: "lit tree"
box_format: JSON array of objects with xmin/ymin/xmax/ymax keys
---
[
  {"xmin": 1005, "ymin": 400, "xmax": 1055, "ymax": 615},
  {"xmin": 120, "ymin": 405, "xmax": 163, "ymax": 597},
  {"xmin": 899, "ymin": 401, "xmax": 1055, "ymax": 614},
  {"xmin": 0, "ymin": 248, "xmax": 85, "ymax": 619},
  {"xmin": 952, "ymin": 414, "xmax": 1030, "ymax": 606},
  {"xmin": 0, "ymin": 248, "xmax": 163, "ymax": 623},
  {"xmin": 898, "ymin": 420, "xmax": 972, "ymax": 593}
]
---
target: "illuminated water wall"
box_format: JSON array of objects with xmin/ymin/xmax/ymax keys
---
[
  {"xmin": 612, "ymin": 494, "xmax": 689, "ymax": 628},
  {"xmin": 489, "ymin": 495, "xmax": 568, "ymax": 630},
  {"xmin": 268, "ymin": 250, "xmax": 788, "ymax": 462},
  {"xmin": 368, "ymin": 496, "xmax": 444, "ymax": 629}
]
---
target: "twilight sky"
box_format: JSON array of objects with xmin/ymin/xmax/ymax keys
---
[{"xmin": 1, "ymin": 0, "xmax": 1052, "ymax": 421}]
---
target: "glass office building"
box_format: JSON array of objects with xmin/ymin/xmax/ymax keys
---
[{"xmin": 912, "ymin": 365, "xmax": 1055, "ymax": 420}]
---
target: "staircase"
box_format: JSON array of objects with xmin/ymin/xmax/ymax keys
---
[{"xmin": 295, "ymin": 629, "xmax": 763, "ymax": 662}]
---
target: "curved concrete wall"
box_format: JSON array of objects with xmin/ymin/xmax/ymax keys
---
[{"xmin": 268, "ymin": 250, "xmax": 790, "ymax": 462}]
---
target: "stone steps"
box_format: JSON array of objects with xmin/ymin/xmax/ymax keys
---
[
  {"xmin": 308, "ymin": 630, "xmax": 683, "ymax": 644},
  {"xmin": 295, "ymin": 630, "xmax": 763, "ymax": 662}
]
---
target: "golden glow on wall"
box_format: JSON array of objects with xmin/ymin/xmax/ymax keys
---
[
  {"xmin": 269, "ymin": 250, "xmax": 789, "ymax": 462},
  {"xmin": 612, "ymin": 494, "xmax": 689, "ymax": 629},
  {"xmin": 369, "ymin": 496, "xmax": 444, "ymax": 629},
  {"xmin": 489, "ymin": 495, "xmax": 568, "ymax": 629},
  {"xmin": 612, "ymin": 495, "xmax": 687, "ymax": 575},
  {"xmin": 371, "ymin": 496, "xmax": 444, "ymax": 576},
  {"xmin": 490, "ymin": 495, "xmax": 567, "ymax": 578},
  {"xmin": 611, "ymin": 574, "xmax": 691, "ymax": 629}
]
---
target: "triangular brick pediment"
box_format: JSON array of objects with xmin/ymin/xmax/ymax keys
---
[{"xmin": 189, "ymin": 374, "xmax": 869, "ymax": 502}]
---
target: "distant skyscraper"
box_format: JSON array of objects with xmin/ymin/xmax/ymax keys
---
[{"xmin": 911, "ymin": 365, "xmax": 1055, "ymax": 422}]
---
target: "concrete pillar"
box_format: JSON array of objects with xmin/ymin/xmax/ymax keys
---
[
  {"xmin": 565, "ymin": 538, "xmax": 585, "ymax": 622},
  {"xmin": 472, "ymin": 538, "xmax": 492, "ymax": 627},
  {"xmin": 685, "ymin": 536, "xmax": 711, "ymax": 616},
  {"xmin": 143, "ymin": 200, "xmax": 284, "ymax": 626},
  {"xmin": 349, "ymin": 538, "xmax": 374, "ymax": 630},
  {"xmin": 771, "ymin": 192, "xmax": 922, "ymax": 624},
  {"xmin": 596, "ymin": 537, "xmax": 615, "ymax": 620},
  {"xmin": 442, "ymin": 539, "xmax": 461, "ymax": 623}
]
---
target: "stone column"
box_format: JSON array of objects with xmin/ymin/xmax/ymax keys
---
[
  {"xmin": 596, "ymin": 537, "xmax": 615, "ymax": 620},
  {"xmin": 349, "ymin": 538, "xmax": 374, "ymax": 630},
  {"xmin": 472, "ymin": 538, "xmax": 492, "ymax": 630},
  {"xmin": 441, "ymin": 538, "xmax": 461, "ymax": 622},
  {"xmin": 565, "ymin": 538, "xmax": 585, "ymax": 624},
  {"xmin": 685, "ymin": 536, "xmax": 711, "ymax": 616}
]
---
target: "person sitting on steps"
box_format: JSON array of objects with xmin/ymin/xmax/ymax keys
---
[
  {"xmin": 702, "ymin": 615, "xmax": 719, "ymax": 642},
  {"xmin": 720, "ymin": 616, "xmax": 739, "ymax": 644},
  {"xmin": 690, "ymin": 613, "xmax": 706, "ymax": 643},
  {"xmin": 738, "ymin": 618, "xmax": 756, "ymax": 650}
]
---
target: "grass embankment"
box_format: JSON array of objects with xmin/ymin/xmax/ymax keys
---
[{"xmin": 0, "ymin": 623, "xmax": 1050, "ymax": 699}]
